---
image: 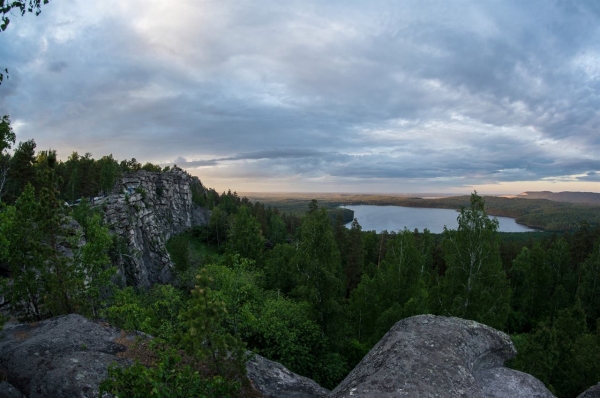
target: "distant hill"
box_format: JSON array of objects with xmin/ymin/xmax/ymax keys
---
[{"xmin": 517, "ymin": 191, "xmax": 600, "ymax": 204}]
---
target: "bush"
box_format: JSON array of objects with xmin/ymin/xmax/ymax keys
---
[{"xmin": 100, "ymin": 350, "xmax": 240, "ymax": 398}]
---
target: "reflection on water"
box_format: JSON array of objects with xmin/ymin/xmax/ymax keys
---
[{"xmin": 342, "ymin": 205, "xmax": 537, "ymax": 234}]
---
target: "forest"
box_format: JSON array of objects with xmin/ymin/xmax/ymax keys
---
[
  {"xmin": 1, "ymin": 116, "xmax": 600, "ymax": 398},
  {"xmin": 243, "ymin": 192, "xmax": 600, "ymax": 232}
]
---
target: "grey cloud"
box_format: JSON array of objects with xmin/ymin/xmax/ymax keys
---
[
  {"xmin": 577, "ymin": 171, "xmax": 600, "ymax": 182},
  {"xmin": 2, "ymin": 0, "xmax": 600, "ymax": 192},
  {"xmin": 47, "ymin": 61, "xmax": 68, "ymax": 73}
]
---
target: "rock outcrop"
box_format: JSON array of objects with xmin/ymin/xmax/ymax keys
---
[
  {"xmin": 579, "ymin": 382, "xmax": 600, "ymax": 398},
  {"xmin": 330, "ymin": 314, "xmax": 555, "ymax": 398},
  {"xmin": 247, "ymin": 354, "xmax": 330, "ymax": 398},
  {"xmin": 1, "ymin": 313, "xmax": 563, "ymax": 398},
  {"xmin": 0, "ymin": 314, "xmax": 325, "ymax": 398},
  {"xmin": 102, "ymin": 169, "xmax": 209, "ymax": 287},
  {"xmin": 0, "ymin": 314, "xmax": 130, "ymax": 398}
]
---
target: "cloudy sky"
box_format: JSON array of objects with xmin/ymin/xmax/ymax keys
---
[{"xmin": 2, "ymin": 0, "xmax": 600, "ymax": 194}]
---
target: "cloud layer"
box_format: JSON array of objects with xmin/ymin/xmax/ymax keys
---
[{"xmin": 2, "ymin": 0, "xmax": 600, "ymax": 193}]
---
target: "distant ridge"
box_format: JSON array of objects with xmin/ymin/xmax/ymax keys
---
[{"xmin": 517, "ymin": 191, "xmax": 600, "ymax": 204}]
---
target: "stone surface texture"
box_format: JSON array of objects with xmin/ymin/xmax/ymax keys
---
[
  {"xmin": 0, "ymin": 314, "xmax": 130, "ymax": 398},
  {"xmin": 0, "ymin": 382, "xmax": 24, "ymax": 398},
  {"xmin": 103, "ymin": 168, "xmax": 209, "ymax": 287},
  {"xmin": 579, "ymin": 382, "xmax": 600, "ymax": 398},
  {"xmin": 329, "ymin": 314, "xmax": 556, "ymax": 398},
  {"xmin": 247, "ymin": 353, "xmax": 330, "ymax": 398}
]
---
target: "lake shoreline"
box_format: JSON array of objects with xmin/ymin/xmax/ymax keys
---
[{"xmin": 340, "ymin": 204, "xmax": 540, "ymax": 234}]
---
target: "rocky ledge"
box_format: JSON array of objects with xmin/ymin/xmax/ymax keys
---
[
  {"xmin": 330, "ymin": 314, "xmax": 554, "ymax": 398},
  {"xmin": 3, "ymin": 314, "xmax": 599, "ymax": 397}
]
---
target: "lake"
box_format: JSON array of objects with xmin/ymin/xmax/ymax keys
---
[{"xmin": 341, "ymin": 205, "xmax": 537, "ymax": 233}]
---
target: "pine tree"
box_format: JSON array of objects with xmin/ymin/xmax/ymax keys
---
[
  {"xmin": 2, "ymin": 184, "xmax": 46, "ymax": 320},
  {"xmin": 293, "ymin": 200, "xmax": 343, "ymax": 338},
  {"xmin": 227, "ymin": 205, "xmax": 264, "ymax": 261},
  {"xmin": 179, "ymin": 268, "xmax": 247, "ymax": 376}
]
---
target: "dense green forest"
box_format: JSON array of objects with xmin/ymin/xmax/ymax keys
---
[
  {"xmin": 1, "ymin": 116, "xmax": 600, "ymax": 397},
  {"xmin": 244, "ymin": 192, "xmax": 600, "ymax": 231}
]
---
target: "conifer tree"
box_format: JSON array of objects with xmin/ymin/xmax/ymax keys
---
[
  {"xmin": 179, "ymin": 268, "xmax": 247, "ymax": 376},
  {"xmin": 294, "ymin": 200, "xmax": 343, "ymax": 338},
  {"xmin": 2, "ymin": 184, "xmax": 46, "ymax": 320},
  {"xmin": 227, "ymin": 205, "xmax": 264, "ymax": 261}
]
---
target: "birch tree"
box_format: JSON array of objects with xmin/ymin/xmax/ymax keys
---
[{"xmin": 439, "ymin": 192, "xmax": 510, "ymax": 329}]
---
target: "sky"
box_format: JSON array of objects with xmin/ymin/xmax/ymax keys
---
[{"xmin": 1, "ymin": 0, "xmax": 600, "ymax": 194}]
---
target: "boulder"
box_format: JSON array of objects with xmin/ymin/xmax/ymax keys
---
[
  {"xmin": 0, "ymin": 314, "xmax": 130, "ymax": 398},
  {"xmin": 579, "ymin": 382, "xmax": 600, "ymax": 398},
  {"xmin": 329, "ymin": 314, "xmax": 555, "ymax": 398},
  {"xmin": 246, "ymin": 354, "xmax": 329, "ymax": 398}
]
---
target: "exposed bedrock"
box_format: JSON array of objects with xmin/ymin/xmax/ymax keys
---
[
  {"xmin": 0, "ymin": 314, "xmax": 130, "ymax": 398},
  {"xmin": 0, "ymin": 314, "xmax": 563, "ymax": 398},
  {"xmin": 102, "ymin": 169, "xmax": 209, "ymax": 287},
  {"xmin": 329, "ymin": 314, "xmax": 555, "ymax": 398},
  {"xmin": 578, "ymin": 382, "xmax": 600, "ymax": 398}
]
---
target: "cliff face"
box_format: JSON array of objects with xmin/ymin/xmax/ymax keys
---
[{"xmin": 102, "ymin": 169, "xmax": 209, "ymax": 287}]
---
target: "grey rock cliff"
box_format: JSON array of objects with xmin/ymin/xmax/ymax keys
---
[
  {"xmin": 329, "ymin": 314, "xmax": 555, "ymax": 398},
  {"xmin": 102, "ymin": 169, "xmax": 209, "ymax": 287}
]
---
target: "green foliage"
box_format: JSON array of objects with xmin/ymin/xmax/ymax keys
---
[
  {"xmin": 0, "ymin": 115, "xmax": 15, "ymax": 153},
  {"xmin": 103, "ymin": 285, "xmax": 186, "ymax": 342},
  {"xmin": 141, "ymin": 162, "xmax": 162, "ymax": 172},
  {"xmin": 5, "ymin": 139, "xmax": 36, "ymax": 203},
  {"xmin": 120, "ymin": 158, "xmax": 142, "ymax": 172},
  {"xmin": 2, "ymin": 184, "xmax": 47, "ymax": 320},
  {"xmin": 98, "ymin": 154, "xmax": 121, "ymax": 194},
  {"xmin": 267, "ymin": 213, "xmax": 287, "ymax": 245},
  {"xmin": 349, "ymin": 229, "xmax": 429, "ymax": 346},
  {"xmin": 207, "ymin": 206, "xmax": 229, "ymax": 249},
  {"xmin": 510, "ymin": 324, "xmax": 559, "ymax": 392},
  {"xmin": 191, "ymin": 180, "xmax": 206, "ymax": 207},
  {"xmin": 437, "ymin": 192, "xmax": 511, "ymax": 329},
  {"xmin": 264, "ymin": 243, "xmax": 296, "ymax": 295},
  {"xmin": 293, "ymin": 200, "xmax": 344, "ymax": 338},
  {"xmin": 179, "ymin": 268, "xmax": 248, "ymax": 376},
  {"xmin": 244, "ymin": 294, "xmax": 346, "ymax": 388},
  {"xmin": 167, "ymin": 235, "xmax": 191, "ymax": 273},
  {"xmin": 345, "ymin": 218, "xmax": 364, "ymax": 296},
  {"xmin": 100, "ymin": 349, "xmax": 240, "ymax": 398},
  {"xmin": 227, "ymin": 206, "xmax": 264, "ymax": 261},
  {"xmin": 203, "ymin": 257, "xmax": 263, "ymax": 337},
  {"xmin": 2, "ymin": 180, "xmax": 114, "ymax": 321},
  {"xmin": 510, "ymin": 303, "xmax": 600, "ymax": 397},
  {"xmin": 577, "ymin": 240, "xmax": 600, "ymax": 328}
]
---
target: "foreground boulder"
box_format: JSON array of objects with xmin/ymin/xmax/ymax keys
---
[
  {"xmin": 0, "ymin": 314, "xmax": 323, "ymax": 398},
  {"xmin": 0, "ymin": 313, "xmax": 561, "ymax": 398},
  {"xmin": 0, "ymin": 314, "xmax": 130, "ymax": 398},
  {"xmin": 247, "ymin": 354, "xmax": 329, "ymax": 398},
  {"xmin": 329, "ymin": 314, "xmax": 555, "ymax": 398},
  {"xmin": 579, "ymin": 382, "xmax": 600, "ymax": 397}
]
